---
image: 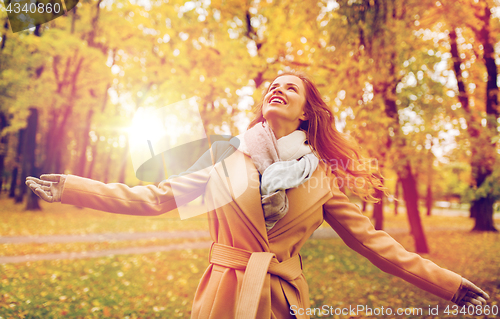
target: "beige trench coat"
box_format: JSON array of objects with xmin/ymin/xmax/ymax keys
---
[{"xmin": 61, "ymin": 140, "xmax": 462, "ymax": 319}]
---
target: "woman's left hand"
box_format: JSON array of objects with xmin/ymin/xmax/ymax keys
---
[{"xmin": 451, "ymin": 277, "xmax": 489, "ymax": 307}]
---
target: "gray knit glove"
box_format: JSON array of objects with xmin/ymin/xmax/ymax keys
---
[
  {"xmin": 25, "ymin": 174, "xmax": 67, "ymax": 203},
  {"xmin": 451, "ymin": 278, "xmax": 489, "ymax": 307}
]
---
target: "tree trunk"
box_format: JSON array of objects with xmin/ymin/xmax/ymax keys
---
[
  {"xmin": 394, "ymin": 177, "xmax": 399, "ymax": 215},
  {"xmin": 477, "ymin": 2, "xmax": 499, "ymax": 128},
  {"xmin": 9, "ymin": 167, "xmax": 18, "ymax": 198},
  {"xmin": 471, "ymin": 195, "xmax": 497, "ymax": 231},
  {"xmin": 43, "ymin": 105, "xmax": 71, "ymax": 174},
  {"xmin": 103, "ymin": 147, "xmax": 113, "ymax": 183},
  {"xmin": 399, "ymin": 162, "xmax": 429, "ymax": 253},
  {"xmin": 13, "ymin": 129, "xmax": 26, "ymax": 203},
  {"xmin": 426, "ymin": 181, "xmax": 432, "ymax": 216},
  {"xmin": 14, "ymin": 175, "xmax": 26, "ymax": 203},
  {"xmin": 470, "ymin": 2, "xmax": 498, "ymax": 231},
  {"xmin": 470, "ymin": 162, "xmax": 497, "ymax": 231},
  {"xmin": 71, "ymin": 5, "xmax": 77, "ymax": 34},
  {"xmin": 86, "ymin": 81, "xmax": 110, "ymax": 180},
  {"xmin": 371, "ymin": 169, "xmax": 385, "ymax": 230},
  {"xmin": 86, "ymin": 142, "xmax": 98, "ymax": 179},
  {"xmin": 118, "ymin": 142, "xmax": 129, "ymax": 184},
  {"xmin": 426, "ymin": 156, "xmax": 432, "ymax": 216},
  {"xmin": 43, "ymin": 108, "xmax": 58, "ymax": 173},
  {"xmin": 75, "ymin": 110, "xmax": 93, "ymax": 176},
  {"xmin": 23, "ymin": 108, "xmax": 41, "ymax": 210},
  {"xmin": 449, "ymin": 29, "xmax": 470, "ymax": 112},
  {"xmin": 0, "ymin": 112, "xmax": 8, "ymax": 193},
  {"xmin": 372, "ymin": 187, "xmax": 384, "ymax": 230},
  {"xmin": 449, "ymin": 24, "xmax": 497, "ymax": 231},
  {"xmin": 44, "ymin": 54, "xmax": 84, "ymax": 174},
  {"xmin": 87, "ymin": 0, "xmax": 103, "ymax": 48},
  {"xmin": 1, "ymin": 17, "xmax": 8, "ymax": 51},
  {"xmin": 381, "ymin": 73, "xmax": 428, "ymax": 253},
  {"xmin": 10, "ymin": 129, "xmax": 25, "ymax": 198}
]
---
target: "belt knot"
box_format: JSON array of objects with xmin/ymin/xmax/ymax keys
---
[{"xmin": 208, "ymin": 242, "xmax": 303, "ymax": 319}]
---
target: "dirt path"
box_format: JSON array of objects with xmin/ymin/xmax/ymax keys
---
[
  {"xmin": 0, "ymin": 230, "xmax": 210, "ymax": 244},
  {"xmin": 0, "ymin": 226, "xmax": 482, "ymax": 264},
  {"xmin": 0, "ymin": 241, "xmax": 212, "ymax": 264}
]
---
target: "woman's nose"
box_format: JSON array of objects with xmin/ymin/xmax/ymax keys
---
[{"xmin": 271, "ymin": 86, "xmax": 284, "ymax": 94}]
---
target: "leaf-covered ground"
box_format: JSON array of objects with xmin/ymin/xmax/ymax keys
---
[
  {"xmin": 1, "ymin": 230, "xmax": 499, "ymax": 318},
  {"xmin": 1, "ymin": 198, "xmax": 499, "ymax": 318}
]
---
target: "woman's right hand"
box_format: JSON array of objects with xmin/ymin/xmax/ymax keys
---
[
  {"xmin": 451, "ymin": 277, "xmax": 489, "ymax": 307},
  {"xmin": 26, "ymin": 174, "xmax": 67, "ymax": 203}
]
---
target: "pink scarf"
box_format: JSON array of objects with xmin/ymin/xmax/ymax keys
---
[{"xmin": 243, "ymin": 122, "xmax": 319, "ymax": 231}]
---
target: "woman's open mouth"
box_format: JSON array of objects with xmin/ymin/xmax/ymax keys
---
[{"xmin": 269, "ymin": 96, "xmax": 286, "ymax": 105}]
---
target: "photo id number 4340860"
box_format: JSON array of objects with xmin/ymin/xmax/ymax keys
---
[
  {"xmin": 6, "ymin": 2, "xmax": 62, "ymax": 14},
  {"xmin": 444, "ymin": 304, "xmax": 498, "ymax": 316}
]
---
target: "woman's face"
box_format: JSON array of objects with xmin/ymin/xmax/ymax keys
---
[{"xmin": 262, "ymin": 75, "xmax": 307, "ymax": 127}]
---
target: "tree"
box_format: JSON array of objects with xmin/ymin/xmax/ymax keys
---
[
  {"xmin": 316, "ymin": 0, "xmax": 442, "ymax": 253},
  {"xmin": 439, "ymin": 0, "xmax": 499, "ymax": 231}
]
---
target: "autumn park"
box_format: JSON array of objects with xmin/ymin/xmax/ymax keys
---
[{"xmin": 1, "ymin": 0, "xmax": 500, "ymax": 318}]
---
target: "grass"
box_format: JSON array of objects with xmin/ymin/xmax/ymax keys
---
[
  {"xmin": 0, "ymin": 250, "xmax": 203, "ymax": 318},
  {"xmin": 1, "ymin": 197, "xmax": 500, "ymax": 318}
]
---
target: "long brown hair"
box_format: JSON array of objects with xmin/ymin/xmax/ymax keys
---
[{"xmin": 248, "ymin": 71, "xmax": 390, "ymax": 202}]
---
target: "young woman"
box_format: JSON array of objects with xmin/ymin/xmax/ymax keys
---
[{"xmin": 26, "ymin": 72, "xmax": 489, "ymax": 319}]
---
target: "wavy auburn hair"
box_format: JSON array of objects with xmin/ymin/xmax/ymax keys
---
[{"xmin": 248, "ymin": 71, "xmax": 390, "ymax": 202}]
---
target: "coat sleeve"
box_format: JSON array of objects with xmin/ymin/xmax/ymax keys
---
[
  {"xmin": 322, "ymin": 177, "xmax": 462, "ymax": 301},
  {"xmin": 61, "ymin": 145, "xmax": 215, "ymax": 216}
]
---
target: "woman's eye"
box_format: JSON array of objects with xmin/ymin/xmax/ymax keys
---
[{"xmin": 288, "ymin": 87, "xmax": 297, "ymax": 92}]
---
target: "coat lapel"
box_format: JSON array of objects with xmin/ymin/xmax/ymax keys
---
[
  {"xmin": 213, "ymin": 149, "xmax": 269, "ymax": 245},
  {"xmin": 267, "ymin": 164, "xmax": 332, "ymax": 237}
]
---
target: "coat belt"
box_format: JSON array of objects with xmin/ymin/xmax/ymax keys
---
[{"xmin": 209, "ymin": 242, "xmax": 305, "ymax": 319}]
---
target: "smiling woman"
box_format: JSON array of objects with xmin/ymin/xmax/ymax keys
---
[{"xmin": 26, "ymin": 71, "xmax": 489, "ymax": 319}]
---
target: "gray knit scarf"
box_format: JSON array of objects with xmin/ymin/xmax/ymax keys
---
[{"xmin": 243, "ymin": 122, "xmax": 319, "ymax": 231}]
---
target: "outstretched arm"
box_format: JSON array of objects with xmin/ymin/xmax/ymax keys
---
[
  {"xmin": 26, "ymin": 168, "xmax": 209, "ymax": 216},
  {"xmin": 322, "ymin": 177, "xmax": 489, "ymax": 305},
  {"xmin": 25, "ymin": 144, "xmax": 218, "ymax": 216}
]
